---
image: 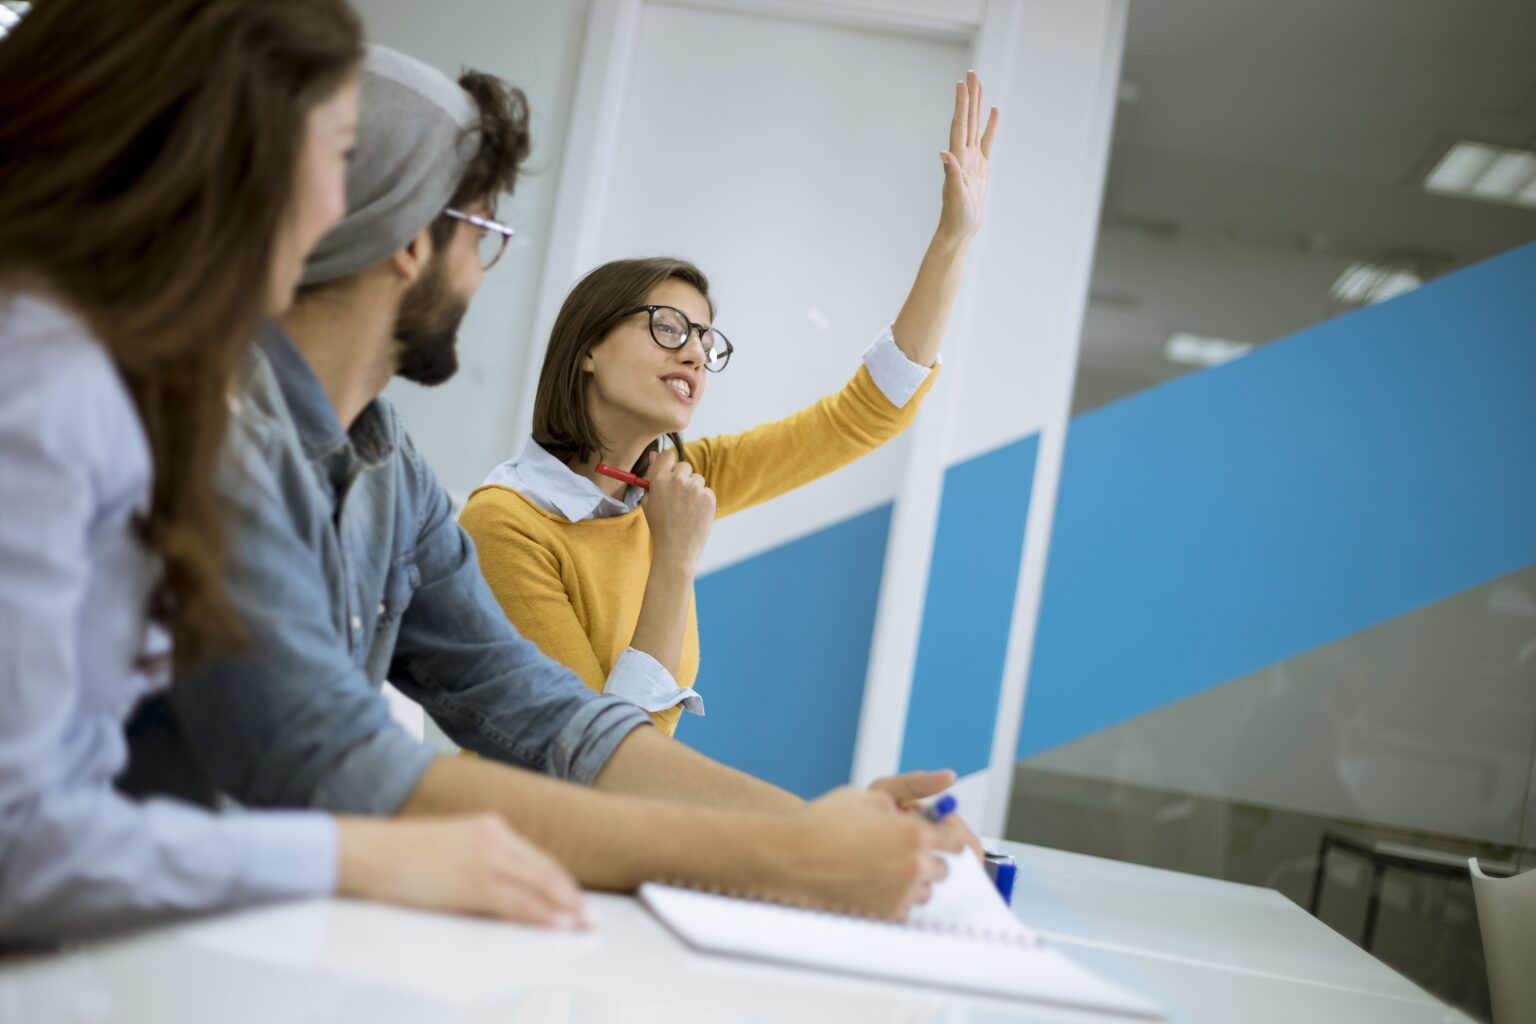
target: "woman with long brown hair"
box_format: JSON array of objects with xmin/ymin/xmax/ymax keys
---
[
  {"xmin": 0, "ymin": 0, "xmax": 582, "ymax": 942},
  {"xmin": 462, "ymin": 74, "xmax": 997, "ymax": 737}
]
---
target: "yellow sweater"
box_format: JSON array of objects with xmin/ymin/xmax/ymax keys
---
[{"xmin": 460, "ymin": 363, "xmax": 938, "ymax": 736}]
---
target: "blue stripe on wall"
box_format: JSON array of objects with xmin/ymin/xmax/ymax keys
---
[
  {"xmin": 901, "ymin": 434, "xmax": 1039, "ymax": 776},
  {"xmin": 1020, "ymin": 241, "xmax": 1536, "ymax": 760},
  {"xmin": 689, "ymin": 503, "xmax": 893, "ymax": 798}
]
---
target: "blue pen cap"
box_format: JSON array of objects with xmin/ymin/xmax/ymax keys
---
[
  {"xmin": 929, "ymin": 794, "xmax": 958, "ymax": 820},
  {"xmin": 983, "ymin": 852, "xmax": 1017, "ymax": 905}
]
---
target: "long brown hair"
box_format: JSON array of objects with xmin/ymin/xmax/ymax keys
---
[
  {"xmin": 532, "ymin": 257, "xmax": 713, "ymax": 469},
  {"xmin": 0, "ymin": 0, "xmax": 363, "ymax": 667}
]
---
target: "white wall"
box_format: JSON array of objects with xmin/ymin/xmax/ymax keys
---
[
  {"xmin": 853, "ymin": 0, "xmax": 1128, "ymax": 838},
  {"xmin": 357, "ymin": 1, "xmax": 1126, "ymax": 826},
  {"xmin": 358, "ymin": 0, "xmax": 594, "ymax": 498},
  {"xmin": 587, "ymin": 3, "xmax": 967, "ymax": 574}
]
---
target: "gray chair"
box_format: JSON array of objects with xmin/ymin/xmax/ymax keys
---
[{"xmin": 1469, "ymin": 858, "xmax": 1536, "ymax": 1024}]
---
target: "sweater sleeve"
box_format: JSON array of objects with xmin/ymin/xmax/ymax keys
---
[
  {"xmin": 458, "ymin": 490, "xmax": 684, "ymax": 736},
  {"xmin": 684, "ymin": 361, "xmax": 938, "ymax": 519}
]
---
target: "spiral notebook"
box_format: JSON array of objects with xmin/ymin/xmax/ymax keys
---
[{"xmin": 640, "ymin": 851, "xmax": 1164, "ymax": 1019}]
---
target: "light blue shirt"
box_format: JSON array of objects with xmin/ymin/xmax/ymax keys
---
[
  {"xmin": 0, "ymin": 294, "xmax": 334, "ymax": 942},
  {"xmin": 479, "ymin": 327, "xmax": 934, "ymax": 716}
]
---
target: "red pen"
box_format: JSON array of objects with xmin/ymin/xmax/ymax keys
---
[{"xmin": 595, "ymin": 463, "xmax": 649, "ymax": 490}]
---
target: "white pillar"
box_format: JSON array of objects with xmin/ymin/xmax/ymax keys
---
[{"xmin": 852, "ymin": 0, "xmax": 1127, "ymax": 838}]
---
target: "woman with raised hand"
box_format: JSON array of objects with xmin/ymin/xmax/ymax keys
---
[
  {"xmin": 0, "ymin": 0, "xmax": 582, "ymax": 943},
  {"xmin": 463, "ymin": 73, "xmax": 997, "ymax": 736}
]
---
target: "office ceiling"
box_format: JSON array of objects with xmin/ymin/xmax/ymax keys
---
[{"xmin": 1076, "ymin": 0, "xmax": 1536, "ymax": 410}]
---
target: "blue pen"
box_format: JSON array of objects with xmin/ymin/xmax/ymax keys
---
[
  {"xmin": 923, "ymin": 793, "xmax": 958, "ymax": 822},
  {"xmin": 984, "ymin": 851, "xmax": 1017, "ymax": 905}
]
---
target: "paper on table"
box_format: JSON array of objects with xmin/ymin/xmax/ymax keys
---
[
  {"xmin": 640, "ymin": 850, "xmax": 1164, "ymax": 1019},
  {"xmin": 906, "ymin": 850, "xmax": 1037, "ymax": 940}
]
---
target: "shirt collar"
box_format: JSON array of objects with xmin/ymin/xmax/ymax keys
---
[
  {"xmin": 482, "ymin": 439, "xmax": 643, "ymax": 522},
  {"xmin": 257, "ymin": 321, "xmax": 395, "ymax": 471}
]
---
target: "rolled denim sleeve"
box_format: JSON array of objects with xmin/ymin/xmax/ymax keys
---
[
  {"xmin": 170, "ymin": 429, "xmax": 435, "ymax": 816},
  {"xmin": 385, "ymin": 433, "xmax": 650, "ymax": 782}
]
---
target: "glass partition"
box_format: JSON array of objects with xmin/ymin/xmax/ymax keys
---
[{"xmin": 1007, "ymin": 2, "xmax": 1536, "ymax": 1020}]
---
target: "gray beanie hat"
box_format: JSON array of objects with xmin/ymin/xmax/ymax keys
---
[{"xmin": 301, "ymin": 45, "xmax": 480, "ymax": 286}]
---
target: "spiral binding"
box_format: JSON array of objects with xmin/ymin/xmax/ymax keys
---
[{"xmin": 654, "ymin": 879, "xmax": 1039, "ymax": 949}]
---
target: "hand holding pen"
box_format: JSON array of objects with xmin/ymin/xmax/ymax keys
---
[
  {"xmin": 617, "ymin": 450, "xmax": 715, "ymax": 576},
  {"xmin": 923, "ymin": 793, "xmax": 959, "ymax": 823},
  {"xmin": 869, "ymin": 769, "xmax": 984, "ymax": 860}
]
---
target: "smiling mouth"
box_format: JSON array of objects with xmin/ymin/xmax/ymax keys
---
[{"xmin": 664, "ymin": 377, "xmax": 693, "ymax": 400}]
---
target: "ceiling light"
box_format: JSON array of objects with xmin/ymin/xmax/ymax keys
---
[
  {"xmin": 1423, "ymin": 141, "xmax": 1536, "ymax": 209},
  {"xmin": 1331, "ymin": 263, "xmax": 1423, "ymax": 306},
  {"xmin": 1164, "ymin": 332, "xmax": 1251, "ymax": 368}
]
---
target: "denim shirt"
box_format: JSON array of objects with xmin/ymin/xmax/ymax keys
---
[{"xmin": 168, "ymin": 324, "xmax": 650, "ymax": 815}]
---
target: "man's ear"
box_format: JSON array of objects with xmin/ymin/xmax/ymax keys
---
[{"xmin": 388, "ymin": 225, "xmax": 434, "ymax": 285}]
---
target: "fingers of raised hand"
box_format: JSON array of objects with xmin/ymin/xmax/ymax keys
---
[
  {"xmin": 949, "ymin": 78, "xmax": 967, "ymax": 155},
  {"xmin": 967, "ymin": 70, "xmax": 981, "ymax": 147}
]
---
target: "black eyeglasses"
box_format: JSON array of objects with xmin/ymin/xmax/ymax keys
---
[
  {"xmin": 621, "ymin": 304, "xmax": 734, "ymax": 373},
  {"xmin": 444, "ymin": 208, "xmax": 515, "ymax": 270}
]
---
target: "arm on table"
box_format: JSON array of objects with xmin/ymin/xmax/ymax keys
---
[{"xmin": 400, "ymin": 754, "xmax": 960, "ymax": 918}]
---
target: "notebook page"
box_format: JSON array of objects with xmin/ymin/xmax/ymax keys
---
[
  {"xmin": 906, "ymin": 850, "xmax": 1035, "ymax": 940},
  {"xmin": 639, "ymin": 884, "xmax": 1164, "ymax": 1019}
]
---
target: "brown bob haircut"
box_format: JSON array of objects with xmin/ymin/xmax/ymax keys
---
[
  {"xmin": 0, "ymin": 0, "xmax": 363, "ymax": 667},
  {"xmin": 532, "ymin": 257, "xmax": 713, "ymax": 469}
]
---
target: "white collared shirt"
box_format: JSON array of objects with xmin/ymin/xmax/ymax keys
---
[{"xmin": 479, "ymin": 327, "xmax": 934, "ymax": 716}]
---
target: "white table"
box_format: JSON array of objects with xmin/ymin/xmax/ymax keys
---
[
  {"xmin": 0, "ymin": 841, "xmax": 1474, "ymax": 1024},
  {"xmin": 992, "ymin": 839, "xmax": 1471, "ymax": 1022}
]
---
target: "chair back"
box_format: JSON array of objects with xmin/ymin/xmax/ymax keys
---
[{"xmin": 1469, "ymin": 857, "xmax": 1536, "ymax": 1024}]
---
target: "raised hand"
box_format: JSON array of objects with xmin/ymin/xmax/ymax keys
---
[{"xmin": 937, "ymin": 69, "xmax": 999, "ymax": 245}]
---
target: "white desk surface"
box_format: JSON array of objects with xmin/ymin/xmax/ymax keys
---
[
  {"xmin": 994, "ymin": 838, "xmax": 1448, "ymax": 1005},
  {"xmin": 0, "ymin": 841, "xmax": 1473, "ymax": 1024}
]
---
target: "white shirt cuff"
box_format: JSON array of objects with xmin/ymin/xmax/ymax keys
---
[
  {"xmin": 604, "ymin": 648, "xmax": 704, "ymax": 716},
  {"xmin": 861, "ymin": 325, "xmax": 938, "ymax": 408}
]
